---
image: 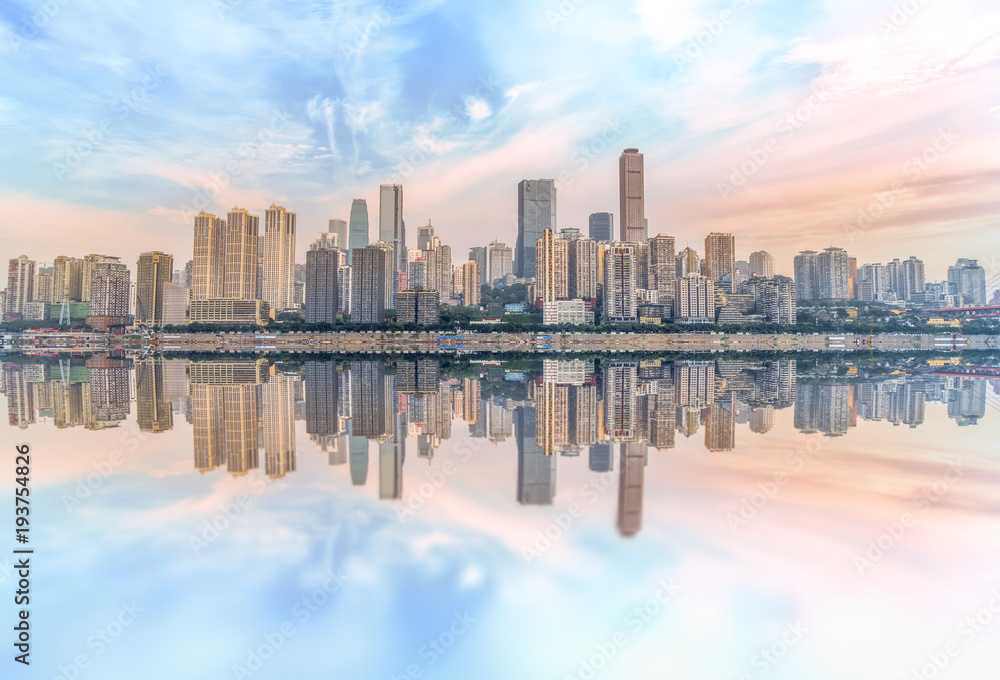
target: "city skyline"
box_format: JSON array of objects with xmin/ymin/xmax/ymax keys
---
[{"xmin": 2, "ymin": 1, "xmax": 998, "ymax": 278}]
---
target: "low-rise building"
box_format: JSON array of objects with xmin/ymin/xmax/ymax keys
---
[{"xmin": 189, "ymin": 298, "xmax": 270, "ymax": 326}]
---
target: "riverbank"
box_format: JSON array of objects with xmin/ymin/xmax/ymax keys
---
[{"xmin": 153, "ymin": 330, "xmax": 998, "ymax": 354}]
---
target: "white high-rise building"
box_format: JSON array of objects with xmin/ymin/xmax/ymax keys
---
[
  {"xmin": 604, "ymin": 243, "xmax": 637, "ymax": 323},
  {"xmin": 674, "ymin": 274, "xmax": 715, "ymax": 322},
  {"xmin": 749, "ymin": 251, "xmax": 775, "ymax": 279}
]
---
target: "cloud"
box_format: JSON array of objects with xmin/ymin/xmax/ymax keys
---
[{"xmin": 464, "ymin": 96, "xmax": 492, "ymax": 121}]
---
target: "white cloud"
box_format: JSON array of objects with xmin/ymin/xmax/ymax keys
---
[
  {"xmin": 504, "ymin": 82, "xmax": 539, "ymax": 101},
  {"xmin": 464, "ymin": 96, "xmax": 492, "ymax": 121}
]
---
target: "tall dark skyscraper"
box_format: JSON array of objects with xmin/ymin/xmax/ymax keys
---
[
  {"xmin": 347, "ymin": 199, "xmax": 369, "ymax": 265},
  {"xmin": 588, "ymin": 212, "xmax": 613, "ymax": 241},
  {"xmin": 305, "ymin": 361, "xmax": 339, "ymax": 437},
  {"xmin": 516, "ymin": 405, "xmax": 555, "ymax": 505},
  {"xmin": 350, "ymin": 245, "xmax": 390, "ymax": 324},
  {"xmin": 516, "ymin": 179, "xmax": 556, "ymax": 278},
  {"xmin": 305, "ymin": 234, "xmax": 340, "ymax": 324}
]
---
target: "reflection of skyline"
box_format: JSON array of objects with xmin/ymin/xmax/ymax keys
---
[{"xmin": 3, "ymin": 355, "xmax": 996, "ymax": 535}]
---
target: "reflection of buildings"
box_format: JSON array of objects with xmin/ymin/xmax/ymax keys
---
[
  {"xmin": 3, "ymin": 363, "xmax": 40, "ymax": 429},
  {"xmin": 617, "ymin": 442, "xmax": 646, "ymax": 537},
  {"xmin": 190, "ymin": 359, "xmax": 268, "ymax": 475},
  {"xmin": 605, "ymin": 362, "xmax": 637, "ymax": 441},
  {"xmin": 305, "ymin": 361, "xmax": 340, "ymax": 443},
  {"xmin": 705, "ymin": 393, "xmax": 736, "ymax": 452},
  {"xmin": 516, "ymin": 404, "xmax": 555, "ymax": 505},
  {"xmin": 945, "ymin": 378, "xmax": 986, "ymax": 426},
  {"xmin": 589, "ymin": 443, "xmax": 613, "ymax": 473},
  {"xmin": 794, "ymin": 383, "xmax": 852, "ymax": 436},
  {"xmin": 350, "ymin": 361, "xmax": 392, "ymax": 438},
  {"xmin": 86, "ymin": 354, "xmax": 131, "ymax": 429},
  {"xmin": 135, "ymin": 358, "xmax": 176, "ymax": 434},
  {"xmin": 263, "ymin": 371, "xmax": 298, "ymax": 479}
]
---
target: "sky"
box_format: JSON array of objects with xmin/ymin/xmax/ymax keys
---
[{"xmin": 1, "ymin": 0, "xmax": 999, "ymax": 282}]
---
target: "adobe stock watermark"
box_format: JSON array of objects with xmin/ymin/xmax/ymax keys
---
[
  {"xmin": 844, "ymin": 127, "xmax": 958, "ymax": 244},
  {"xmin": 395, "ymin": 437, "xmax": 480, "ymax": 522},
  {"xmin": 52, "ymin": 66, "xmax": 167, "ymax": 181},
  {"xmin": 878, "ymin": 0, "xmax": 931, "ymax": 38},
  {"xmin": 558, "ymin": 118, "xmax": 630, "ymax": 197},
  {"xmin": 7, "ymin": 0, "xmax": 72, "ymax": 53},
  {"xmin": 546, "ymin": 0, "xmax": 589, "ymax": 30},
  {"xmin": 737, "ymin": 620, "xmax": 808, "ymax": 680},
  {"xmin": 178, "ymin": 109, "xmax": 291, "ymax": 222},
  {"xmin": 385, "ymin": 76, "xmax": 500, "ymax": 185},
  {"xmin": 852, "ymin": 459, "xmax": 965, "ymax": 576},
  {"xmin": 52, "ymin": 601, "xmax": 144, "ymax": 680},
  {"xmin": 520, "ymin": 469, "xmax": 618, "ymax": 564},
  {"xmin": 725, "ymin": 435, "xmax": 823, "ymax": 535},
  {"xmin": 717, "ymin": 85, "xmax": 833, "ymax": 200},
  {"xmin": 214, "ymin": 0, "xmax": 244, "ymax": 20},
  {"xmin": 390, "ymin": 610, "xmax": 478, "ymax": 680},
  {"xmin": 231, "ymin": 569, "xmax": 351, "ymax": 679},
  {"xmin": 189, "ymin": 474, "xmax": 277, "ymax": 556},
  {"xmin": 341, "ymin": 1, "xmax": 403, "ymax": 58},
  {"xmin": 907, "ymin": 588, "xmax": 1000, "ymax": 680},
  {"xmin": 61, "ymin": 425, "xmax": 151, "ymax": 514},
  {"xmin": 674, "ymin": 0, "xmax": 762, "ymax": 72},
  {"xmin": 562, "ymin": 578, "xmax": 682, "ymax": 680}
]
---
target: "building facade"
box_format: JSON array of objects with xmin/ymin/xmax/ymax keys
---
[
  {"xmin": 516, "ymin": 179, "xmax": 556, "ymax": 278},
  {"xmin": 619, "ymin": 149, "xmax": 645, "ymax": 243}
]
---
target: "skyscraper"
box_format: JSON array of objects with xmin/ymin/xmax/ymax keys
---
[
  {"xmin": 589, "ymin": 212, "xmax": 613, "ymax": 241},
  {"xmin": 817, "ymin": 247, "xmax": 850, "ymax": 300},
  {"xmin": 648, "ymin": 234, "xmax": 676, "ymax": 312},
  {"xmin": 604, "ymin": 243, "xmax": 637, "ymax": 323},
  {"xmin": 416, "ymin": 221, "xmax": 435, "ymax": 251},
  {"xmin": 86, "ymin": 259, "xmax": 131, "ymax": 331},
  {"xmin": 704, "ymin": 232, "xmax": 736, "ymax": 282},
  {"xmin": 676, "ymin": 247, "xmax": 700, "ymax": 278},
  {"xmin": 224, "ymin": 207, "xmax": 260, "ymax": 300},
  {"xmin": 749, "ymin": 251, "xmax": 775, "ymax": 278},
  {"xmin": 947, "ymin": 259, "xmax": 987, "ymax": 306},
  {"xmin": 619, "ymin": 148, "xmax": 645, "ymax": 243},
  {"xmin": 674, "ymin": 274, "xmax": 716, "ymax": 322},
  {"xmin": 52, "ymin": 256, "xmax": 84, "ymax": 303},
  {"xmin": 328, "ymin": 219, "xmax": 348, "ymax": 250},
  {"xmin": 516, "ymin": 179, "xmax": 556, "ymax": 278},
  {"xmin": 794, "ymin": 250, "xmax": 819, "ymax": 301},
  {"xmin": 305, "ymin": 233, "xmax": 341, "ymax": 324},
  {"xmin": 262, "ymin": 204, "xmax": 297, "ymax": 311},
  {"xmin": 486, "ymin": 240, "xmax": 514, "ymax": 287},
  {"xmin": 749, "ymin": 275, "xmax": 796, "ymax": 324},
  {"xmin": 469, "ymin": 246, "xmax": 487, "ymax": 285},
  {"xmin": 5, "ymin": 256, "xmax": 35, "ymax": 322},
  {"xmin": 536, "ymin": 229, "xmax": 568, "ymax": 303},
  {"xmin": 350, "ymin": 244, "xmax": 390, "ymax": 324},
  {"xmin": 34, "ymin": 270, "xmax": 53, "ymax": 303},
  {"xmin": 568, "ymin": 238, "xmax": 598, "ymax": 300},
  {"xmin": 347, "ymin": 199, "xmax": 370, "ymax": 265},
  {"xmin": 462, "ymin": 259, "xmax": 481, "ymax": 306},
  {"xmin": 135, "ymin": 251, "xmax": 174, "ymax": 327},
  {"xmin": 379, "ymin": 184, "xmax": 406, "ymax": 273}
]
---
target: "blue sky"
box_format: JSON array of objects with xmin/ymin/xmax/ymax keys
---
[{"xmin": 1, "ymin": 0, "xmax": 999, "ymax": 279}]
